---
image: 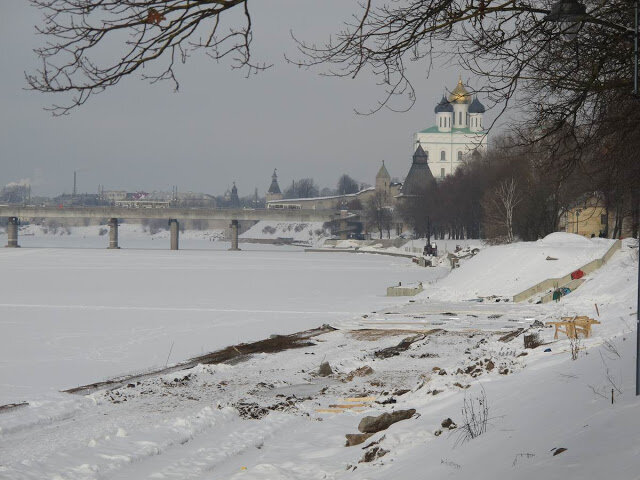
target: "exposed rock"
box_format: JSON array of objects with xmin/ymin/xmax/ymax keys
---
[
  {"xmin": 235, "ymin": 402, "xmax": 270, "ymax": 420},
  {"xmin": 345, "ymin": 433, "xmax": 374, "ymax": 447},
  {"xmin": 552, "ymin": 447, "xmax": 567, "ymax": 456},
  {"xmin": 318, "ymin": 361, "xmax": 333, "ymax": 377},
  {"xmin": 434, "ymin": 429, "xmax": 443, "ymax": 437},
  {"xmin": 438, "ymin": 369, "xmax": 447, "ymax": 376},
  {"xmin": 345, "ymin": 365, "xmax": 374, "ymax": 381},
  {"xmin": 377, "ymin": 397, "xmax": 397, "ymax": 405},
  {"xmin": 358, "ymin": 409, "xmax": 416, "ymax": 433},
  {"xmin": 485, "ymin": 360, "xmax": 495, "ymax": 371},
  {"xmin": 393, "ymin": 389, "xmax": 410, "ymax": 396},
  {"xmin": 360, "ymin": 446, "xmax": 388, "ymax": 463},
  {"xmin": 374, "ymin": 333, "xmax": 429, "ymax": 359},
  {"xmin": 363, "ymin": 435, "xmax": 385, "ymax": 449},
  {"xmin": 441, "ymin": 418, "xmax": 457, "ymax": 429}
]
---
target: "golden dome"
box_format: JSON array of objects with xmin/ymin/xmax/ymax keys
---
[{"xmin": 448, "ymin": 77, "xmax": 471, "ymax": 104}]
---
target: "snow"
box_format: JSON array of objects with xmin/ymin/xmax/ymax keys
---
[
  {"xmin": 430, "ymin": 233, "xmax": 615, "ymax": 300},
  {"xmin": 239, "ymin": 221, "xmax": 328, "ymax": 244},
  {"xmin": 0, "ymin": 228, "xmax": 637, "ymax": 480},
  {"xmin": 0, "ymin": 235, "xmax": 434, "ymax": 405}
]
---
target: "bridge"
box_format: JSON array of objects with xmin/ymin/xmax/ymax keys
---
[{"xmin": 0, "ymin": 205, "xmax": 348, "ymax": 250}]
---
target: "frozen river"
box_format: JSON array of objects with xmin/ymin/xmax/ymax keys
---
[{"xmin": 0, "ymin": 236, "xmax": 445, "ymax": 404}]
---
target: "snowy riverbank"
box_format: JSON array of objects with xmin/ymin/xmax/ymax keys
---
[{"xmin": 0, "ymin": 233, "xmax": 637, "ymax": 479}]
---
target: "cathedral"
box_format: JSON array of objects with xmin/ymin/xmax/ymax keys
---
[{"xmin": 405, "ymin": 78, "xmax": 487, "ymax": 192}]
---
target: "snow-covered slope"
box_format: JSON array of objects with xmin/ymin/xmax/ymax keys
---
[
  {"xmin": 430, "ymin": 233, "xmax": 615, "ymax": 300},
  {"xmin": 0, "ymin": 236, "xmax": 637, "ymax": 480},
  {"xmin": 240, "ymin": 221, "xmax": 328, "ymax": 244}
]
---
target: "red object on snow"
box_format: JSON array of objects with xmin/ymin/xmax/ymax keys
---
[{"xmin": 571, "ymin": 269, "xmax": 584, "ymax": 280}]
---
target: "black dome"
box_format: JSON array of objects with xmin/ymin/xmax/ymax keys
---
[
  {"xmin": 434, "ymin": 95, "xmax": 453, "ymax": 113},
  {"xmin": 468, "ymin": 96, "xmax": 486, "ymax": 114}
]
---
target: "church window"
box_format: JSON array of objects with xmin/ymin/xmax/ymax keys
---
[
  {"xmin": 459, "ymin": 112, "xmax": 462, "ymax": 125},
  {"xmin": 439, "ymin": 117, "xmax": 442, "ymax": 128},
  {"xmin": 441, "ymin": 168, "xmax": 445, "ymax": 178},
  {"xmin": 440, "ymin": 151, "xmax": 446, "ymax": 161},
  {"xmin": 457, "ymin": 151, "xmax": 463, "ymax": 161}
]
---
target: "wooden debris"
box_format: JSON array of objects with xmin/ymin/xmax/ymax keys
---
[{"xmin": 546, "ymin": 316, "xmax": 601, "ymax": 340}]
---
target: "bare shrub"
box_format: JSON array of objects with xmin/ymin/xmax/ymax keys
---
[
  {"xmin": 262, "ymin": 226, "xmax": 276, "ymax": 235},
  {"xmin": 456, "ymin": 388, "xmax": 489, "ymax": 445},
  {"xmin": 569, "ymin": 335, "xmax": 581, "ymax": 361},
  {"xmin": 601, "ymin": 338, "xmax": 621, "ymax": 359},
  {"xmin": 98, "ymin": 227, "xmax": 108, "ymax": 236}
]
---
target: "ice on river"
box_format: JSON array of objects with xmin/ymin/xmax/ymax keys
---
[{"xmin": 0, "ymin": 237, "xmax": 445, "ymax": 404}]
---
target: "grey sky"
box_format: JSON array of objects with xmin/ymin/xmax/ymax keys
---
[{"xmin": 0, "ymin": 1, "xmax": 497, "ymax": 198}]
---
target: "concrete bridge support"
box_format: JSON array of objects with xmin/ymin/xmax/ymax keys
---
[
  {"xmin": 339, "ymin": 219, "xmax": 349, "ymax": 240},
  {"xmin": 229, "ymin": 220, "xmax": 240, "ymax": 251},
  {"xmin": 169, "ymin": 219, "xmax": 179, "ymax": 250},
  {"xmin": 5, "ymin": 217, "xmax": 19, "ymax": 248},
  {"xmin": 107, "ymin": 218, "xmax": 120, "ymax": 249}
]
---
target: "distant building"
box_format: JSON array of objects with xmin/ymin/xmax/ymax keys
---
[
  {"xmin": 265, "ymin": 169, "xmax": 283, "ymax": 203},
  {"xmin": 265, "ymin": 163, "xmax": 401, "ymax": 210},
  {"xmin": 229, "ymin": 182, "xmax": 240, "ymax": 208},
  {"xmin": 559, "ymin": 194, "xmax": 634, "ymax": 238},
  {"xmin": 102, "ymin": 190, "xmax": 127, "ymax": 202},
  {"xmin": 413, "ymin": 77, "xmax": 488, "ymax": 181},
  {"xmin": 398, "ymin": 145, "xmax": 436, "ymax": 198}
]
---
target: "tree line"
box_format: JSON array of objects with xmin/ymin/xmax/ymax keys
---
[{"xmin": 399, "ymin": 123, "xmax": 639, "ymax": 242}]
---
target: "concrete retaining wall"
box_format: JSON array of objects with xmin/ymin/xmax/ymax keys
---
[
  {"xmin": 513, "ymin": 239, "xmax": 621, "ymax": 303},
  {"xmin": 321, "ymin": 238, "xmax": 407, "ymax": 249},
  {"xmin": 387, "ymin": 285, "xmax": 424, "ymax": 296},
  {"xmin": 305, "ymin": 248, "xmax": 415, "ymax": 259}
]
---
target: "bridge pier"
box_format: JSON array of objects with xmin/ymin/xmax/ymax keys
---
[
  {"xmin": 229, "ymin": 220, "xmax": 240, "ymax": 251},
  {"xmin": 107, "ymin": 218, "xmax": 120, "ymax": 249},
  {"xmin": 5, "ymin": 217, "xmax": 19, "ymax": 248},
  {"xmin": 339, "ymin": 219, "xmax": 349, "ymax": 240},
  {"xmin": 169, "ymin": 219, "xmax": 179, "ymax": 250}
]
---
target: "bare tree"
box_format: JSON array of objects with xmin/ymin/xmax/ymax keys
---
[
  {"xmin": 284, "ymin": 178, "xmax": 319, "ymax": 199},
  {"xmin": 337, "ymin": 174, "xmax": 359, "ymax": 195},
  {"xmin": 365, "ymin": 191, "xmax": 393, "ymax": 239},
  {"xmin": 483, "ymin": 178, "xmax": 523, "ymax": 243},
  {"xmin": 27, "ymin": 0, "xmax": 266, "ymax": 115}
]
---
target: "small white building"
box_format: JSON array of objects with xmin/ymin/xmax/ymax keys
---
[{"xmin": 414, "ymin": 78, "xmax": 488, "ymax": 180}]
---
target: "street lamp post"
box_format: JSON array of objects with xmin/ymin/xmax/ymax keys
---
[{"xmin": 546, "ymin": 0, "xmax": 640, "ymax": 395}]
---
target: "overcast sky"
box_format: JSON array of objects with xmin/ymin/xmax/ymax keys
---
[{"xmin": 0, "ymin": 1, "xmax": 501, "ymax": 198}]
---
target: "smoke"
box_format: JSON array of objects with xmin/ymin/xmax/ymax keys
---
[{"xmin": 4, "ymin": 179, "xmax": 31, "ymax": 188}]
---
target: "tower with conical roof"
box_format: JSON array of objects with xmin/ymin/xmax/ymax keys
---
[
  {"xmin": 375, "ymin": 160, "xmax": 392, "ymax": 202},
  {"xmin": 411, "ymin": 76, "xmax": 488, "ymax": 181},
  {"xmin": 229, "ymin": 182, "xmax": 240, "ymax": 208},
  {"xmin": 266, "ymin": 169, "xmax": 283, "ymax": 203},
  {"xmin": 401, "ymin": 145, "xmax": 436, "ymax": 197}
]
